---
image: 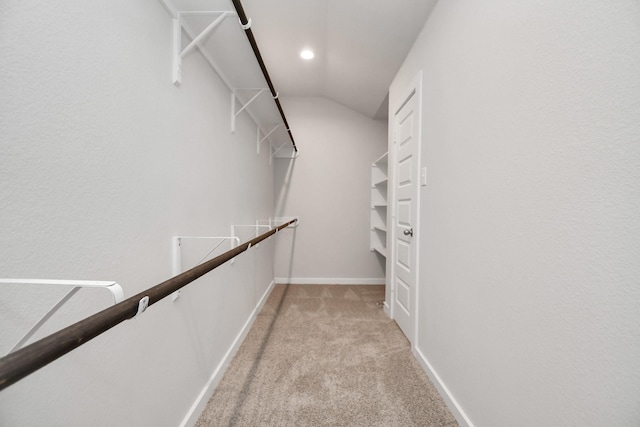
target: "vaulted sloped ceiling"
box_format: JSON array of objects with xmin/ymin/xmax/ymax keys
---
[{"xmin": 241, "ymin": 0, "xmax": 438, "ymax": 119}]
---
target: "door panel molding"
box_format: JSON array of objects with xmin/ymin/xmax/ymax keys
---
[{"xmin": 389, "ymin": 71, "xmax": 422, "ymax": 346}]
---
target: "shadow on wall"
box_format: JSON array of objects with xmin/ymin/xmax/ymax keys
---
[
  {"xmin": 274, "ymin": 157, "xmax": 298, "ymax": 282},
  {"xmin": 373, "ymin": 252, "xmax": 385, "ymax": 275},
  {"xmin": 274, "ymin": 157, "xmax": 296, "ymax": 219},
  {"xmin": 282, "ymin": 228, "xmax": 297, "ymax": 283}
]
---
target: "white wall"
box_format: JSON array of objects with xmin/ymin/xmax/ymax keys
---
[
  {"xmin": 273, "ymin": 97, "xmax": 387, "ymax": 284},
  {"xmin": 0, "ymin": 1, "xmax": 278, "ymax": 426},
  {"xmin": 390, "ymin": 1, "xmax": 640, "ymax": 426}
]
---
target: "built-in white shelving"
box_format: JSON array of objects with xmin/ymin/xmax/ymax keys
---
[{"xmin": 370, "ymin": 152, "xmax": 388, "ymax": 258}]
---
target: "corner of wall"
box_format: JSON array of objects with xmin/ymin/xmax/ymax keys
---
[{"xmin": 413, "ymin": 346, "xmax": 474, "ymax": 427}]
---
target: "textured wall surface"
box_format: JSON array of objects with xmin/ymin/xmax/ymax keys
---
[
  {"xmin": 0, "ymin": 1, "xmax": 277, "ymax": 425},
  {"xmin": 273, "ymin": 97, "xmax": 387, "ymax": 283},
  {"xmin": 390, "ymin": 1, "xmax": 640, "ymax": 426}
]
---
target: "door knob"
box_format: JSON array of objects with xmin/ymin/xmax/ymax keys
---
[{"xmin": 403, "ymin": 228, "xmax": 413, "ymax": 237}]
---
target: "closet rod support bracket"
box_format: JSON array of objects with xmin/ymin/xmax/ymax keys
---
[
  {"xmin": 231, "ymin": 88, "xmax": 269, "ymax": 133},
  {"xmin": 173, "ymin": 11, "xmax": 236, "ymax": 86},
  {"xmin": 134, "ymin": 296, "xmax": 150, "ymax": 318},
  {"xmin": 171, "ymin": 235, "xmax": 242, "ymax": 301},
  {"xmin": 257, "ymin": 124, "xmax": 282, "ymax": 155}
]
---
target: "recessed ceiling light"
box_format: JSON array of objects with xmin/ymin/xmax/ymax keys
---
[{"xmin": 300, "ymin": 49, "xmax": 315, "ymax": 60}]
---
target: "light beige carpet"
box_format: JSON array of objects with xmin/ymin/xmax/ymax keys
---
[{"xmin": 196, "ymin": 285, "xmax": 459, "ymax": 427}]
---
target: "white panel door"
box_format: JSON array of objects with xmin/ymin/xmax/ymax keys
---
[{"xmin": 392, "ymin": 88, "xmax": 419, "ymax": 341}]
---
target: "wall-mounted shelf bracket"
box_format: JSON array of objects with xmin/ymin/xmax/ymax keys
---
[
  {"xmin": 232, "ymin": 223, "xmax": 272, "ymax": 247},
  {"xmin": 171, "ymin": 235, "xmax": 241, "ymax": 301},
  {"xmin": 256, "ymin": 219, "xmax": 272, "ymax": 230},
  {"xmin": 0, "ymin": 279, "xmax": 124, "ymax": 354},
  {"xmin": 269, "ymin": 217, "xmax": 300, "ymax": 228},
  {"xmin": 231, "ymin": 88, "xmax": 269, "ymax": 133},
  {"xmin": 271, "ymin": 141, "xmax": 300, "ymax": 163},
  {"xmin": 257, "ymin": 124, "xmax": 282, "ymax": 155},
  {"xmin": 271, "ymin": 141, "xmax": 288, "ymax": 157},
  {"xmin": 173, "ymin": 11, "xmax": 236, "ymax": 86},
  {"xmin": 160, "ymin": 0, "xmax": 298, "ymax": 159}
]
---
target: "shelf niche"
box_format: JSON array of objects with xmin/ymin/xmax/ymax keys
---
[{"xmin": 370, "ymin": 152, "xmax": 388, "ymax": 258}]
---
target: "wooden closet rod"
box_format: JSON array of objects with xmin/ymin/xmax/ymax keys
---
[
  {"xmin": 0, "ymin": 218, "xmax": 297, "ymax": 391},
  {"xmin": 231, "ymin": 0, "xmax": 298, "ymax": 153}
]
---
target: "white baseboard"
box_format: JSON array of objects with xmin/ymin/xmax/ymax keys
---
[
  {"xmin": 179, "ymin": 280, "xmax": 276, "ymax": 427},
  {"xmin": 274, "ymin": 277, "xmax": 385, "ymax": 285},
  {"xmin": 413, "ymin": 346, "xmax": 474, "ymax": 427},
  {"xmin": 383, "ymin": 301, "xmax": 390, "ymax": 316}
]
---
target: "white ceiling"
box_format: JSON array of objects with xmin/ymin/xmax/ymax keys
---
[{"xmin": 240, "ymin": 0, "xmax": 438, "ymax": 119}]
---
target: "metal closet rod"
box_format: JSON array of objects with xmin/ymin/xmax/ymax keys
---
[
  {"xmin": 230, "ymin": 0, "xmax": 298, "ymax": 153},
  {"xmin": 0, "ymin": 218, "xmax": 298, "ymax": 391}
]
